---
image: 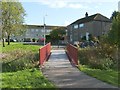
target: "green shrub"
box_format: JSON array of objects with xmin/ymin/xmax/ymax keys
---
[
  {"xmin": 78, "ymin": 43, "xmax": 118, "ymax": 70},
  {"xmin": 32, "ymin": 38, "xmax": 36, "ymax": 42},
  {"xmin": 78, "ymin": 49, "xmax": 89, "ymax": 65},
  {"xmin": 88, "ymin": 58, "xmax": 114, "ymax": 70}
]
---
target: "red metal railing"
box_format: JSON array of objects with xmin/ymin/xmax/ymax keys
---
[
  {"xmin": 66, "ymin": 44, "xmax": 79, "ymax": 66},
  {"xmin": 39, "ymin": 43, "xmax": 51, "ymax": 67}
]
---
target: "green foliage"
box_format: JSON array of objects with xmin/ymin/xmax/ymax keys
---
[
  {"xmin": 79, "ymin": 65, "xmax": 119, "ymax": 87},
  {"xmin": 78, "ymin": 48, "xmax": 89, "ymax": 65},
  {"xmin": 46, "ymin": 35, "xmax": 51, "ymax": 43},
  {"xmin": 108, "ymin": 12, "xmax": 120, "ymax": 47},
  {"xmin": 81, "ymin": 36, "xmax": 86, "ymax": 41},
  {"xmin": 1, "ymin": 68, "xmax": 56, "ymax": 88},
  {"xmin": 110, "ymin": 11, "xmax": 119, "ymax": 20},
  {"xmin": 2, "ymin": 43, "xmax": 39, "ymax": 53},
  {"xmin": 50, "ymin": 27, "xmax": 66, "ymax": 44},
  {"xmin": 1, "ymin": 43, "xmax": 56, "ymax": 88},
  {"xmin": 88, "ymin": 34, "xmax": 94, "ymax": 41},
  {"xmin": 78, "ymin": 10, "xmax": 120, "ymax": 87},
  {"xmin": 78, "ymin": 45, "xmax": 118, "ymax": 70},
  {"xmin": 1, "ymin": 43, "xmax": 40, "ymax": 72},
  {"xmin": 32, "ymin": 38, "xmax": 36, "ymax": 42},
  {"xmin": 1, "ymin": 0, "xmax": 26, "ymax": 46}
]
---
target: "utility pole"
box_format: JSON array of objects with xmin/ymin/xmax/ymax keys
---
[
  {"xmin": 43, "ymin": 15, "xmax": 47, "ymax": 46},
  {"xmin": 43, "ymin": 16, "xmax": 45, "ymax": 46}
]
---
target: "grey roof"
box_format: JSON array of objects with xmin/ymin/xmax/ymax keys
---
[{"xmin": 68, "ymin": 13, "xmax": 111, "ymax": 26}]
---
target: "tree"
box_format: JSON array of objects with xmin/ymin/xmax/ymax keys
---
[
  {"xmin": 110, "ymin": 11, "xmax": 119, "ymax": 20},
  {"xmin": 1, "ymin": 0, "xmax": 26, "ymax": 47},
  {"xmin": 46, "ymin": 35, "xmax": 51, "ymax": 43},
  {"xmin": 108, "ymin": 12, "xmax": 120, "ymax": 47},
  {"xmin": 50, "ymin": 27, "xmax": 66, "ymax": 44}
]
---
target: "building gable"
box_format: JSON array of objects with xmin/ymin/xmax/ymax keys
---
[
  {"xmin": 68, "ymin": 13, "xmax": 111, "ymax": 27},
  {"xmin": 94, "ymin": 14, "xmax": 111, "ymax": 22}
]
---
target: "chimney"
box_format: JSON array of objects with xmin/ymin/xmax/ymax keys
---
[{"xmin": 85, "ymin": 12, "xmax": 88, "ymax": 17}]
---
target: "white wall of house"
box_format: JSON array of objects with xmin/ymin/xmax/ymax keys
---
[
  {"xmin": 11, "ymin": 25, "xmax": 65, "ymax": 42},
  {"xmin": 10, "ymin": 25, "xmax": 51, "ymax": 42}
]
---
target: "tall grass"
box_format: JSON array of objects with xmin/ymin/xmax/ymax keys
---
[
  {"xmin": 78, "ymin": 45, "xmax": 118, "ymax": 70},
  {"xmin": 1, "ymin": 43, "xmax": 41, "ymax": 72}
]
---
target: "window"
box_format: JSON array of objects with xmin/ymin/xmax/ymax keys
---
[
  {"xmin": 26, "ymin": 34, "xmax": 29, "ymax": 36},
  {"xmin": 41, "ymin": 29, "xmax": 44, "ymax": 32},
  {"xmin": 46, "ymin": 30, "xmax": 50, "ymax": 33},
  {"xmin": 74, "ymin": 24, "xmax": 78, "ymax": 29},
  {"xmin": 80, "ymin": 35, "xmax": 83, "ymax": 38},
  {"xmin": 31, "ymin": 29, "xmax": 34, "ymax": 32},
  {"xmin": 70, "ymin": 35, "xmax": 72, "ymax": 42},
  {"xmin": 36, "ymin": 34, "xmax": 39, "ymax": 36},
  {"xmin": 36, "ymin": 29, "xmax": 38, "ymax": 32},
  {"xmin": 79, "ymin": 23, "xmax": 84, "ymax": 28},
  {"xmin": 46, "ymin": 29, "xmax": 52, "ymax": 33}
]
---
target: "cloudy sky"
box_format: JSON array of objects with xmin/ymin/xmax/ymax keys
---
[{"xmin": 19, "ymin": 0, "xmax": 120, "ymax": 26}]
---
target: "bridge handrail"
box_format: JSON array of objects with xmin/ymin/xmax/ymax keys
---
[
  {"xmin": 66, "ymin": 44, "xmax": 78, "ymax": 66},
  {"xmin": 39, "ymin": 42, "xmax": 51, "ymax": 67}
]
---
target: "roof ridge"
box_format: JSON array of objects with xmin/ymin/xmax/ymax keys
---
[
  {"xmin": 68, "ymin": 13, "xmax": 111, "ymax": 26},
  {"xmin": 79, "ymin": 13, "xmax": 97, "ymax": 20},
  {"xmin": 69, "ymin": 13, "xmax": 98, "ymax": 25}
]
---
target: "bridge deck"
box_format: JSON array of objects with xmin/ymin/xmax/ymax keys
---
[{"xmin": 42, "ymin": 49, "xmax": 117, "ymax": 88}]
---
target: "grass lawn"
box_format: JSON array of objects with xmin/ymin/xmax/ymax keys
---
[
  {"xmin": 1, "ymin": 68, "xmax": 55, "ymax": 88},
  {"xmin": 2, "ymin": 42, "xmax": 40, "ymax": 53},
  {"xmin": 1, "ymin": 42, "xmax": 56, "ymax": 88},
  {"xmin": 79, "ymin": 65, "xmax": 119, "ymax": 87}
]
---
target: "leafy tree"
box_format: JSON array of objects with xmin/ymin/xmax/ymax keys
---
[
  {"xmin": 108, "ymin": 12, "xmax": 120, "ymax": 47},
  {"xmin": 50, "ymin": 27, "xmax": 66, "ymax": 44},
  {"xmin": 110, "ymin": 11, "xmax": 119, "ymax": 20},
  {"xmin": 46, "ymin": 35, "xmax": 51, "ymax": 43},
  {"xmin": 1, "ymin": 0, "xmax": 26, "ymax": 47}
]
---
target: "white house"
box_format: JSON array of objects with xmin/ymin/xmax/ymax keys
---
[{"xmin": 11, "ymin": 24, "xmax": 65, "ymax": 42}]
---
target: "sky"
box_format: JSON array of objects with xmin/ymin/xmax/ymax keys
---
[{"xmin": 19, "ymin": 0, "xmax": 120, "ymax": 26}]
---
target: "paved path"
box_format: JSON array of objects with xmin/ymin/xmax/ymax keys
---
[{"xmin": 42, "ymin": 49, "xmax": 117, "ymax": 88}]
